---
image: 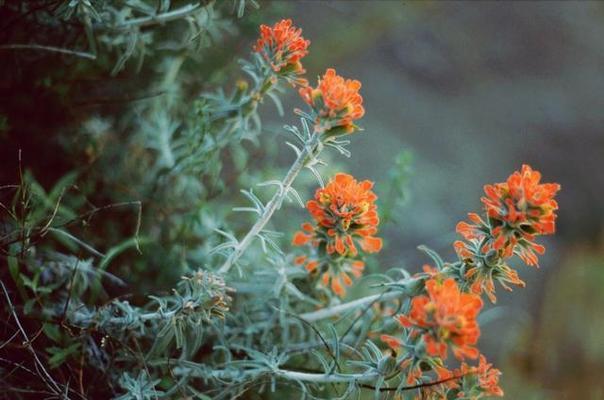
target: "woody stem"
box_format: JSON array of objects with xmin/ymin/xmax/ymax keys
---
[{"xmin": 218, "ymin": 134, "xmax": 321, "ymax": 275}]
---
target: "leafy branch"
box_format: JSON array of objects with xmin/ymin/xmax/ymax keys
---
[{"xmin": 217, "ymin": 119, "xmax": 323, "ymax": 274}]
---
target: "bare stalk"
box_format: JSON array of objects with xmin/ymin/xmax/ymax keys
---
[
  {"xmin": 0, "ymin": 44, "xmax": 96, "ymax": 60},
  {"xmin": 0, "ymin": 280, "xmax": 63, "ymax": 396}
]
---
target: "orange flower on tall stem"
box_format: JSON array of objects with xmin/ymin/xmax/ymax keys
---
[
  {"xmin": 254, "ymin": 19, "xmax": 310, "ymax": 81},
  {"xmin": 299, "ymin": 68, "xmax": 364, "ymax": 134},
  {"xmin": 397, "ymin": 278, "xmax": 483, "ymax": 360},
  {"xmin": 292, "ymin": 173, "xmax": 381, "ymax": 296}
]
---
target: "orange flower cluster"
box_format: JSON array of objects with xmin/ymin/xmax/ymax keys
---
[
  {"xmin": 396, "ymin": 278, "xmax": 483, "ymax": 360},
  {"xmin": 254, "ymin": 19, "xmax": 310, "ymax": 82},
  {"xmin": 482, "ymin": 164, "xmax": 560, "ymax": 264},
  {"xmin": 464, "ymin": 355, "xmax": 504, "ymax": 397},
  {"xmin": 454, "ymin": 164, "xmax": 560, "ymax": 302},
  {"xmin": 433, "ymin": 355, "xmax": 504, "ymax": 398},
  {"xmin": 293, "ymin": 173, "xmax": 382, "ymax": 255},
  {"xmin": 292, "ymin": 173, "xmax": 382, "ymax": 296},
  {"xmin": 299, "ymin": 68, "xmax": 365, "ymax": 135},
  {"xmin": 376, "ymin": 166, "xmax": 557, "ymax": 396},
  {"xmin": 381, "ymin": 339, "xmax": 502, "ymax": 399}
]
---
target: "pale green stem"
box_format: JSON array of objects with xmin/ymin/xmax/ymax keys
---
[
  {"xmin": 299, "ymin": 277, "xmax": 421, "ymax": 323},
  {"xmin": 276, "ymin": 369, "xmax": 379, "ymax": 383},
  {"xmin": 72, "ymin": 277, "xmax": 417, "ymax": 331},
  {"xmin": 299, "ymin": 292, "xmax": 395, "ymax": 323},
  {"xmin": 173, "ymin": 365, "xmax": 380, "ymax": 383},
  {"xmin": 154, "ymin": 55, "xmax": 186, "ymax": 168},
  {"xmin": 218, "ymin": 134, "xmax": 321, "ymax": 275},
  {"xmin": 113, "ymin": 3, "xmax": 202, "ymax": 30}
]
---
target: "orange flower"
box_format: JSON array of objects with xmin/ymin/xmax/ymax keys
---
[
  {"xmin": 420, "ymin": 355, "xmax": 503, "ymax": 398},
  {"xmin": 418, "ymin": 263, "xmax": 444, "ymax": 279},
  {"xmin": 453, "ymin": 165, "xmax": 560, "ymax": 302},
  {"xmin": 254, "ymin": 19, "xmax": 310, "ymax": 81},
  {"xmin": 380, "ymin": 334, "xmax": 402, "ymax": 351},
  {"xmin": 459, "ymin": 355, "xmax": 504, "ymax": 397},
  {"xmin": 481, "ymin": 164, "xmax": 560, "ymax": 266},
  {"xmin": 454, "ymin": 227, "xmax": 526, "ymax": 303},
  {"xmin": 292, "ymin": 173, "xmax": 380, "ymax": 296},
  {"xmin": 400, "ymin": 358, "xmax": 424, "ymax": 385},
  {"xmin": 466, "ymin": 260, "xmax": 525, "ymax": 304},
  {"xmin": 294, "ymin": 173, "xmax": 381, "ymax": 256},
  {"xmin": 397, "ymin": 278, "xmax": 482, "ymax": 360},
  {"xmin": 294, "ymin": 254, "xmax": 365, "ymax": 298},
  {"xmin": 299, "ymin": 68, "xmax": 364, "ymax": 134}
]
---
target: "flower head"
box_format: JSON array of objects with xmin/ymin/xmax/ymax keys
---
[
  {"xmin": 254, "ymin": 19, "xmax": 310, "ymax": 82},
  {"xmin": 453, "ymin": 165, "xmax": 560, "ymax": 302},
  {"xmin": 481, "ymin": 164, "xmax": 560, "ymax": 266},
  {"xmin": 292, "ymin": 173, "xmax": 381, "ymax": 296},
  {"xmin": 397, "ymin": 278, "xmax": 483, "ymax": 360},
  {"xmin": 299, "ymin": 68, "xmax": 364, "ymax": 134},
  {"xmin": 458, "ymin": 355, "xmax": 504, "ymax": 398},
  {"xmin": 418, "ymin": 355, "xmax": 503, "ymax": 399},
  {"xmin": 294, "ymin": 173, "xmax": 381, "ymax": 256},
  {"xmin": 454, "ymin": 214, "xmax": 526, "ymax": 303}
]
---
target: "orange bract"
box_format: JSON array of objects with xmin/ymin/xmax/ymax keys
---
[
  {"xmin": 454, "ymin": 215, "xmax": 527, "ymax": 303},
  {"xmin": 474, "ymin": 355, "xmax": 504, "ymax": 397},
  {"xmin": 299, "ymin": 68, "xmax": 364, "ymax": 134},
  {"xmin": 465, "ymin": 256, "xmax": 525, "ymax": 304},
  {"xmin": 429, "ymin": 354, "xmax": 504, "ymax": 398},
  {"xmin": 254, "ymin": 19, "xmax": 310, "ymax": 77},
  {"xmin": 481, "ymin": 164, "xmax": 560, "ymax": 266},
  {"xmin": 459, "ymin": 355, "xmax": 504, "ymax": 397},
  {"xmin": 295, "ymin": 173, "xmax": 382, "ymax": 256},
  {"xmin": 380, "ymin": 334, "xmax": 402, "ymax": 351},
  {"xmin": 454, "ymin": 165, "xmax": 560, "ymax": 302},
  {"xmin": 292, "ymin": 173, "xmax": 380, "ymax": 296},
  {"xmin": 397, "ymin": 278, "xmax": 483, "ymax": 360}
]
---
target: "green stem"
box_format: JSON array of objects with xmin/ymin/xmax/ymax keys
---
[
  {"xmin": 218, "ymin": 134, "xmax": 321, "ymax": 275},
  {"xmin": 276, "ymin": 369, "xmax": 379, "ymax": 383},
  {"xmin": 172, "ymin": 364, "xmax": 380, "ymax": 383},
  {"xmin": 299, "ymin": 277, "xmax": 421, "ymax": 323},
  {"xmin": 112, "ymin": 3, "xmax": 203, "ymax": 30}
]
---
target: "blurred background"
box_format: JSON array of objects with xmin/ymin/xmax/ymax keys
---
[{"xmin": 1, "ymin": 1, "xmax": 603, "ymax": 398}]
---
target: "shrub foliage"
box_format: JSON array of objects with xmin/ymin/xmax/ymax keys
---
[{"xmin": 0, "ymin": 2, "xmax": 560, "ymax": 399}]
